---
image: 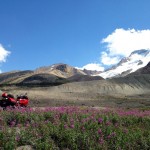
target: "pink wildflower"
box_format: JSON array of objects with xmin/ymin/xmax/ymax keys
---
[
  {"xmin": 98, "ymin": 118, "xmax": 103, "ymax": 124},
  {"xmin": 106, "ymin": 121, "xmax": 111, "ymax": 126},
  {"xmin": 70, "ymin": 124, "xmax": 74, "ymax": 128},
  {"xmin": 16, "ymin": 135, "xmax": 20, "ymax": 142},
  {"xmin": 10, "ymin": 121, "xmax": 16, "ymax": 127},
  {"xmin": 98, "ymin": 129, "xmax": 102, "ymax": 134},
  {"xmin": 99, "ymin": 138, "xmax": 104, "ymax": 144},
  {"xmin": 111, "ymin": 132, "xmax": 116, "ymax": 137},
  {"xmin": 107, "ymin": 135, "xmax": 111, "ymax": 139},
  {"xmin": 64, "ymin": 124, "xmax": 68, "ymax": 129}
]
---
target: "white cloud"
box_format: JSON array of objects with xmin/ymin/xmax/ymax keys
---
[
  {"xmin": 101, "ymin": 52, "xmax": 121, "ymax": 65},
  {"xmin": 0, "ymin": 44, "xmax": 11, "ymax": 62},
  {"xmin": 78, "ymin": 63, "xmax": 104, "ymax": 71},
  {"xmin": 101, "ymin": 28, "xmax": 150, "ymax": 65},
  {"xmin": 79, "ymin": 28, "xmax": 150, "ymax": 71}
]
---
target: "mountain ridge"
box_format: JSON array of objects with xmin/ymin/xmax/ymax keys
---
[
  {"xmin": 0, "ymin": 63, "xmax": 103, "ymax": 86},
  {"xmin": 99, "ymin": 49, "xmax": 150, "ymax": 78},
  {"xmin": 0, "ymin": 49, "xmax": 150, "ymax": 86}
]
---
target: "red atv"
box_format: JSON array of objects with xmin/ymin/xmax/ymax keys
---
[
  {"xmin": 16, "ymin": 93, "xmax": 29, "ymax": 107},
  {"xmin": 0, "ymin": 92, "xmax": 29, "ymax": 109}
]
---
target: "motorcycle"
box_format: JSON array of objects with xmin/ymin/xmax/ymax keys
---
[{"xmin": 0, "ymin": 92, "xmax": 29, "ymax": 109}]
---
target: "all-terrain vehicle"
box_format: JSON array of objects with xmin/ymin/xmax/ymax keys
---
[
  {"xmin": 0, "ymin": 92, "xmax": 29, "ymax": 109},
  {"xmin": 16, "ymin": 93, "xmax": 29, "ymax": 107}
]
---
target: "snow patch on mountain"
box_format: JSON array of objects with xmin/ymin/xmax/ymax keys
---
[{"xmin": 99, "ymin": 49, "xmax": 150, "ymax": 79}]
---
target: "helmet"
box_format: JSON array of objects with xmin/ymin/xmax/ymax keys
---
[{"xmin": 2, "ymin": 93, "xmax": 7, "ymax": 97}]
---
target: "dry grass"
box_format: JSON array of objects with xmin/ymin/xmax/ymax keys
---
[{"xmin": 1, "ymin": 85, "xmax": 150, "ymax": 109}]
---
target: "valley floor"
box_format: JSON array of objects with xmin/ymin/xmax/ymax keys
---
[{"xmin": 1, "ymin": 85, "xmax": 150, "ymax": 109}]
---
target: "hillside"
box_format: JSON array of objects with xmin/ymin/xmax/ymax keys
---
[
  {"xmin": 0, "ymin": 70, "xmax": 33, "ymax": 84},
  {"xmin": 67, "ymin": 74, "xmax": 104, "ymax": 82},
  {"xmin": 0, "ymin": 63, "xmax": 103, "ymax": 86},
  {"xmin": 18, "ymin": 73, "xmax": 68, "ymax": 86}
]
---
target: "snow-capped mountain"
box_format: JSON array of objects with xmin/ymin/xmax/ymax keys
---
[{"xmin": 99, "ymin": 49, "xmax": 150, "ymax": 79}]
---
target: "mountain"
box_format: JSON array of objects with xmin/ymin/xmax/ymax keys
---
[
  {"xmin": 99, "ymin": 49, "xmax": 150, "ymax": 79},
  {"xmin": 82, "ymin": 69, "xmax": 102, "ymax": 76},
  {"xmin": 0, "ymin": 70, "xmax": 33, "ymax": 84},
  {"xmin": 68, "ymin": 74, "xmax": 103, "ymax": 82},
  {"xmin": 0, "ymin": 63, "xmax": 103, "ymax": 86},
  {"xmin": 1, "ymin": 50, "xmax": 149, "ymax": 86},
  {"xmin": 35, "ymin": 63, "xmax": 87, "ymax": 78},
  {"xmin": 129, "ymin": 61, "xmax": 150, "ymax": 76},
  {"xmin": 19, "ymin": 73, "xmax": 68, "ymax": 86}
]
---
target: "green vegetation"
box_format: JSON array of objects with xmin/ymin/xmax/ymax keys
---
[{"xmin": 0, "ymin": 107, "xmax": 149, "ymax": 150}]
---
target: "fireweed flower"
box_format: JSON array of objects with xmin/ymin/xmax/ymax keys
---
[
  {"xmin": 107, "ymin": 135, "xmax": 111, "ymax": 139},
  {"xmin": 16, "ymin": 135, "xmax": 20, "ymax": 142},
  {"xmin": 70, "ymin": 118, "xmax": 74, "ymax": 124},
  {"xmin": 10, "ymin": 121, "xmax": 16, "ymax": 127},
  {"xmin": 111, "ymin": 132, "xmax": 116, "ymax": 137},
  {"xmin": 81, "ymin": 119, "xmax": 86, "ymax": 123},
  {"xmin": 114, "ymin": 123, "xmax": 119, "ymax": 127},
  {"xmin": 17, "ymin": 124, "xmax": 22, "ymax": 128},
  {"xmin": 106, "ymin": 121, "xmax": 111, "ymax": 126},
  {"xmin": 70, "ymin": 124, "xmax": 75, "ymax": 128},
  {"xmin": 98, "ymin": 129, "xmax": 102, "ymax": 134},
  {"xmin": 98, "ymin": 118, "xmax": 103, "ymax": 124},
  {"xmin": 64, "ymin": 124, "xmax": 68, "ymax": 129},
  {"xmin": 45, "ymin": 120, "xmax": 49, "ymax": 124},
  {"xmin": 80, "ymin": 126, "xmax": 85, "ymax": 131},
  {"xmin": 99, "ymin": 138, "xmax": 104, "ymax": 144}
]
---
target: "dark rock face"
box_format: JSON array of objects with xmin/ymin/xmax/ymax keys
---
[
  {"xmin": 137, "ymin": 60, "xmax": 143, "ymax": 65},
  {"xmin": 117, "ymin": 58, "xmax": 130, "ymax": 66},
  {"xmin": 55, "ymin": 64, "xmax": 68, "ymax": 72},
  {"xmin": 130, "ymin": 49, "xmax": 150, "ymax": 56},
  {"xmin": 141, "ymin": 62, "xmax": 150, "ymax": 74}
]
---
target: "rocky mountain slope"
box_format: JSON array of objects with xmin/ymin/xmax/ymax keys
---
[
  {"xmin": 0, "ymin": 64, "xmax": 103, "ymax": 86},
  {"xmin": 0, "ymin": 70, "xmax": 33, "ymax": 84},
  {"xmin": 68, "ymin": 74, "xmax": 103, "ymax": 82},
  {"xmin": 35, "ymin": 63, "xmax": 87, "ymax": 78},
  {"xmin": 0, "ymin": 50, "xmax": 150, "ymax": 88}
]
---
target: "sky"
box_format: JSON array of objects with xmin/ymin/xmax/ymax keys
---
[{"xmin": 0, "ymin": 0, "xmax": 150, "ymax": 72}]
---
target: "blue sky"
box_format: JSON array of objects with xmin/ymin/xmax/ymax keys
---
[{"xmin": 0, "ymin": 0, "xmax": 150, "ymax": 72}]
